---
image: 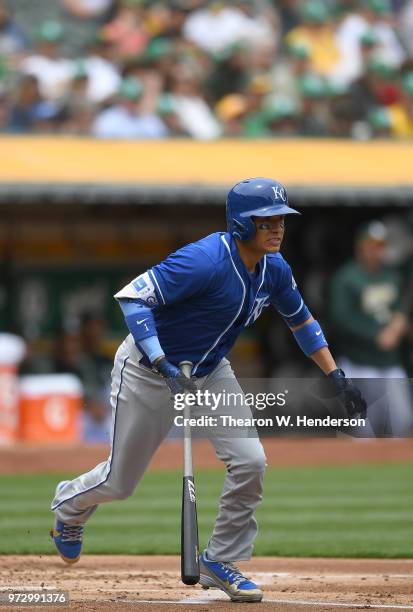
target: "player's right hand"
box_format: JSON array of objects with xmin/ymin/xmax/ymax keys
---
[{"xmin": 154, "ymin": 357, "xmax": 197, "ymax": 395}]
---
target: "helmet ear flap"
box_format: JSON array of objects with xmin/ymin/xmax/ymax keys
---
[
  {"xmin": 233, "ymin": 218, "xmax": 247, "ymax": 233},
  {"xmin": 231, "ymin": 217, "xmax": 256, "ymax": 241},
  {"xmin": 226, "ymin": 188, "xmax": 258, "ymax": 241}
]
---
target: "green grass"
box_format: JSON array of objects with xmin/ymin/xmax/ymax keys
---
[{"xmin": 0, "ymin": 463, "xmax": 412, "ymax": 557}]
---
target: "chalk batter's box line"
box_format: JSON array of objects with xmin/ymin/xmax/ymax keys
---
[{"xmin": 103, "ymin": 599, "xmax": 413, "ymax": 609}]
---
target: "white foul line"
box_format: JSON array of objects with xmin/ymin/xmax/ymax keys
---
[
  {"xmin": 264, "ymin": 599, "xmax": 413, "ymax": 610},
  {"xmin": 0, "ymin": 586, "xmax": 58, "ymax": 590},
  {"xmin": 102, "ymin": 598, "xmax": 413, "ymax": 609}
]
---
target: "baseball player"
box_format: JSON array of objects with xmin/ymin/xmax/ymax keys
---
[{"xmin": 50, "ymin": 178, "xmax": 366, "ymax": 603}]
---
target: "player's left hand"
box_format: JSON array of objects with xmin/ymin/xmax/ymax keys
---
[
  {"xmin": 154, "ymin": 357, "xmax": 197, "ymax": 396},
  {"xmin": 328, "ymin": 368, "xmax": 367, "ymax": 417}
]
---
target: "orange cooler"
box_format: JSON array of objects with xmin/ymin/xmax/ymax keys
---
[{"xmin": 19, "ymin": 374, "xmax": 83, "ymax": 443}]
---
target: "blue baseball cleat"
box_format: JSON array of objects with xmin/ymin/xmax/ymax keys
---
[
  {"xmin": 50, "ymin": 481, "xmax": 84, "ymax": 564},
  {"xmin": 199, "ymin": 551, "xmax": 263, "ymax": 602}
]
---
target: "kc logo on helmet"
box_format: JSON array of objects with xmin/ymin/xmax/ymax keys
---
[{"xmin": 272, "ymin": 186, "xmax": 287, "ymax": 202}]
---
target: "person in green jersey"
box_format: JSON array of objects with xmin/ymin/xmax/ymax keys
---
[{"xmin": 330, "ymin": 221, "xmax": 412, "ymax": 436}]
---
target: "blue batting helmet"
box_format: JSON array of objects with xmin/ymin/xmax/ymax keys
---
[{"xmin": 226, "ymin": 177, "xmax": 300, "ymax": 242}]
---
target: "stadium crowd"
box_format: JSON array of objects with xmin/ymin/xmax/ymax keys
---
[{"xmin": 0, "ymin": 0, "xmax": 412, "ymax": 139}]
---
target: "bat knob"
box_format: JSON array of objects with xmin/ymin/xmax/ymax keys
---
[{"xmin": 179, "ymin": 360, "xmax": 194, "ymax": 378}]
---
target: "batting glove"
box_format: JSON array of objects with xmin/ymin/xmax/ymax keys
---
[
  {"xmin": 154, "ymin": 357, "xmax": 197, "ymax": 396},
  {"xmin": 328, "ymin": 368, "xmax": 367, "ymax": 417}
]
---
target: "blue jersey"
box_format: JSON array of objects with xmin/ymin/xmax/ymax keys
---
[{"xmin": 115, "ymin": 232, "xmax": 310, "ymax": 376}]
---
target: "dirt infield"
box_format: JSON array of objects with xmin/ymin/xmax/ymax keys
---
[
  {"xmin": 1, "ymin": 438, "xmax": 413, "ymax": 474},
  {"xmin": 1, "ymin": 439, "xmax": 412, "ymax": 610},
  {"xmin": 1, "ymin": 555, "xmax": 412, "ymax": 611}
]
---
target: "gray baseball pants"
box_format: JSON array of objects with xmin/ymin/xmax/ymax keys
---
[{"xmin": 51, "ymin": 334, "xmax": 266, "ymax": 561}]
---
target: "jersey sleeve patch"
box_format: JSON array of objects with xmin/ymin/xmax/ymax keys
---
[{"xmin": 114, "ymin": 271, "xmax": 159, "ymax": 306}]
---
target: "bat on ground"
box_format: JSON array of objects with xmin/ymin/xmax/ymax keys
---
[{"xmin": 179, "ymin": 360, "xmax": 199, "ymax": 585}]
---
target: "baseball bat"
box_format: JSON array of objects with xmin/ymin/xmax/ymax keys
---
[{"xmin": 179, "ymin": 360, "xmax": 200, "ymax": 586}]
